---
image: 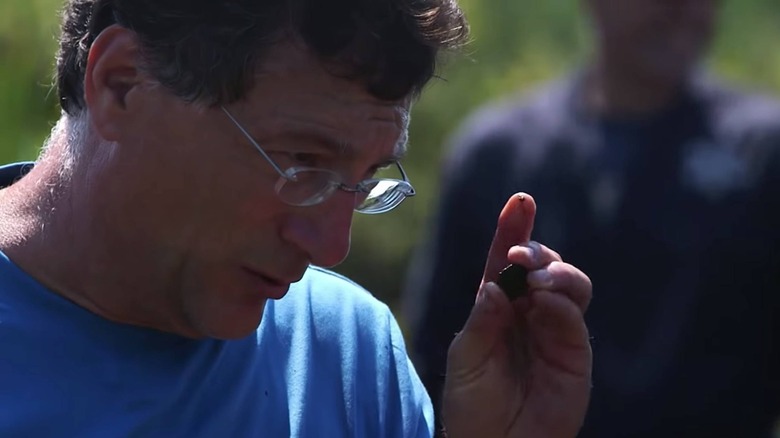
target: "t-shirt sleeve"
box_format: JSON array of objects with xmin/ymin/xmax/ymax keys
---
[
  {"xmin": 388, "ymin": 312, "xmax": 435, "ymax": 438},
  {"xmin": 298, "ymin": 267, "xmax": 435, "ymax": 437}
]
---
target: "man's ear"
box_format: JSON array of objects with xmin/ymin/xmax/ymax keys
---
[{"xmin": 83, "ymin": 25, "xmax": 145, "ymax": 142}]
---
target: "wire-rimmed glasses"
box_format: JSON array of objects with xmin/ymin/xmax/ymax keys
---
[{"xmin": 221, "ymin": 106, "xmax": 416, "ymax": 214}]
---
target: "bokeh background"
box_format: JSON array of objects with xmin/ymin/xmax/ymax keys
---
[{"xmin": 2, "ymin": 0, "xmax": 780, "ymax": 329}]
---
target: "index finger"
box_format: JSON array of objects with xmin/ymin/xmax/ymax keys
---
[{"xmin": 481, "ymin": 193, "xmax": 536, "ymax": 285}]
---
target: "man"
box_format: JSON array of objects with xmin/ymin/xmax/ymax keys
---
[
  {"xmin": 0, "ymin": 0, "xmax": 593, "ymax": 436},
  {"xmin": 405, "ymin": 0, "xmax": 780, "ymax": 436}
]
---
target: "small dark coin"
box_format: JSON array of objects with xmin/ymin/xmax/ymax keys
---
[{"xmin": 497, "ymin": 264, "xmax": 529, "ymax": 300}]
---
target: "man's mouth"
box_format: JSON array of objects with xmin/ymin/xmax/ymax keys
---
[{"xmin": 242, "ymin": 267, "xmax": 296, "ymax": 299}]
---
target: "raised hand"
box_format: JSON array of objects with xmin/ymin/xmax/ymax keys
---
[{"xmin": 442, "ymin": 193, "xmax": 592, "ymax": 438}]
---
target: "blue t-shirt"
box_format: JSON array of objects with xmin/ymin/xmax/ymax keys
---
[{"xmin": 0, "ymin": 248, "xmax": 433, "ymax": 437}]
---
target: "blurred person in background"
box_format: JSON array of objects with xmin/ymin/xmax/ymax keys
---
[{"xmin": 404, "ymin": 0, "xmax": 780, "ymax": 436}]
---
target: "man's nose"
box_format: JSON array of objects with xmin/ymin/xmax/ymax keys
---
[{"xmin": 280, "ymin": 191, "xmax": 356, "ymax": 268}]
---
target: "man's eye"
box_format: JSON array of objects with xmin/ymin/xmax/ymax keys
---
[{"xmin": 289, "ymin": 152, "xmax": 320, "ymax": 167}]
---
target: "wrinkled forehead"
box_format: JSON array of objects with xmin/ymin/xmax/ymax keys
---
[{"xmin": 237, "ymin": 41, "xmax": 413, "ymax": 156}]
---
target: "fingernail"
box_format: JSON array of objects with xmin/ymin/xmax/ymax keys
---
[{"xmin": 528, "ymin": 241, "xmax": 542, "ymax": 263}]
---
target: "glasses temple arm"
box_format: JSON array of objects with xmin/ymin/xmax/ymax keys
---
[{"xmin": 221, "ymin": 106, "xmax": 289, "ymax": 178}]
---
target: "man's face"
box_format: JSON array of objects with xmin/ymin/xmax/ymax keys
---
[
  {"xmin": 587, "ymin": 0, "xmax": 718, "ymax": 83},
  {"xmin": 97, "ymin": 41, "xmax": 410, "ymax": 339}
]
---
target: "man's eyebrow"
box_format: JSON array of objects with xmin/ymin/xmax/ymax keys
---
[
  {"xmin": 275, "ymin": 125, "xmax": 409, "ymax": 163},
  {"xmin": 281, "ymin": 131, "xmax": 357, "ymax": 156}
]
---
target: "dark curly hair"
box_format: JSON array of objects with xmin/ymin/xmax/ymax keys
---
[{"xmin": 56, "ymin": 0, "xmax": 469, "ymax": 115}]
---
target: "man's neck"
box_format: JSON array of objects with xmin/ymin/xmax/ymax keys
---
[
  {"xmin": 0, "ymin": 151, "xmax": 197, "ymax": 338},
  {"xmin": 584, "ymin": 60, "xmax": 688, "ymax": 118},
  {"xmin": 0, "ymin": 159, "xmax": 67, "ymax": 254}
]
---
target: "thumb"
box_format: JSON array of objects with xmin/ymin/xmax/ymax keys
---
[{"xmin": 447, "ymin": 282, "xmax": 514, "ymax": 374}]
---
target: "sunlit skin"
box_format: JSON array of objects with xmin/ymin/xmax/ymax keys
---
[
  {"xmin": 0, "ymin": 26, "xmax": 410, "ymax": 340},
  {"xmin": 0, "ymin": 23, "xmax": 595, "ymax": 438}
]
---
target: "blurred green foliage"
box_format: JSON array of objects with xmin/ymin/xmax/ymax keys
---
[{"xmin": 2, "ymin": 0, "xmax": 780, "ymax": 321}]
